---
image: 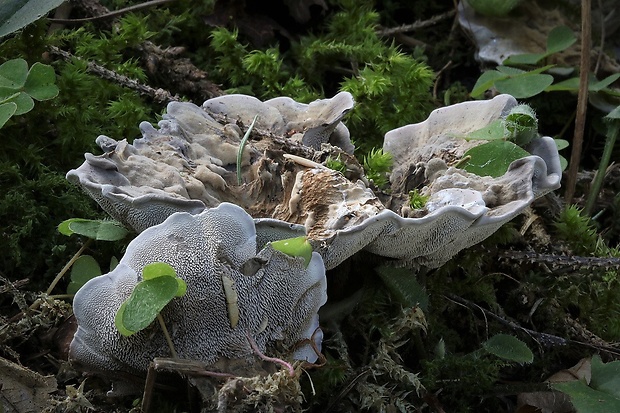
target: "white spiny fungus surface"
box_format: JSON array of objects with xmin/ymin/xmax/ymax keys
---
[{"xmin": 70, "ymin": 203, "xmax": 327, "ymax": 378}]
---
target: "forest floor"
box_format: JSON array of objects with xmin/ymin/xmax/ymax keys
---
[{"xmin": 2, "ymin": 0, "xmax": 620, "ymax": 412}]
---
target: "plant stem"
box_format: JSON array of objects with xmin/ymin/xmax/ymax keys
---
[
  {"xmin": 584, "ymin": 121, "xmax": 619, "ymax": 215},
  {"xmin": 45, "ymin": 239, "xmax": 92, "ymax": 295},
  {"xmin": 49, "ymin": 294, "xmax": 75, "ymax": 300},
  {"xmin": 237, "ymin": 115, "xmax": 258, "ymax": 185},
  {"xmin": 157, "ymin": 314, "xmax": 178, "ymax": 359},
  {"xmin": 246, "ymin": 331, "xmax": 295, "ymax": 377},
  {"xmin": 565, "ymin": 0, "xmax": 591, "ymax": 203},
  {"xmin": 47, "ymin": 0, "xmax": 178, "ymax": 24}
]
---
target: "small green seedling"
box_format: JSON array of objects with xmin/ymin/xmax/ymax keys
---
[
  {"xmin": 325, "ymin": 155, "xmax": 347, "ymax": 174},
  {"xmin": 58, "ymin": 218, "xmax": 129, "ymax": 241},
  {"xmin": 50, "ymin": 218, "xmax": 128, "ymax": 296},
  {"xmin": 0, "ymin": 58, "xmax": 59, "ymax": 128},
  {"xmin": 408, "ymin": 189, "xmax": 429, "ymax": 210},
  {"xmin": 66, "ymin": 255, "xmax": 118, "ymax": 295},
  {"xmin": 270, "ymin": 236, "xmax": 313, "ymax": 268},
  {"xmin": 115, "ymin": 262, "xmax": 186, "ymax": 337},
  {"xmin": 363, "ymin": 147, "xmax": 393, "ymax": 187}
]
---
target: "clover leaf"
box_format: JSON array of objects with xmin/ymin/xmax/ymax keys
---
[
  {"xmin": 67, "ymin": 255, "xmax": 102, "ymax": 295},
  {"xmin": 0, "ymin": 58, "xmax": 59, "ymax": 122},
  {"xmin": 0, "ymin": 102, "xmax": 17, "ymax": 128}
]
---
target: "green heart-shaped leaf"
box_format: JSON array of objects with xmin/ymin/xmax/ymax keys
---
[
  {"xmin": 270, "ymin": 236, "xmax": 313, "ymax": 268},
  {"xmin": 546, "ymin": 25, "xmax": 577, "ymax": 54},
  {"xmin": 495, "ymin": 73, "xmax": 554, "ymax": 98},
  {"xmin": 0, "ymin": 58, "xmax": 27, "ymax": 88},
  {"xmin": 67, "ymin": 255, "xmax": 101, "ymax": 295},
  {"xmin": 461, "ymin": 140, "xmax": 531, "ymax": 177},
  {"xmin": 143, "ymin": 262, "xmax": 186, "ymax": 297},
  {"xmin": 0, "ymin": 102, "xmax": 17, "ymax": 128},
  {"xmin": 24, "ymin": 62, "xmax": 59, "ymax": 101},
  {"xmin": 590, "ymin": 73, "xmax": 620, "ymax": 92},
  {"xmin": 465, "ymin": 119, "xmax": 506, "ymax": 141},
  {"xmin": 2, "ymin": 91, "xmax": 33, "ymax": 115},
  {"xmin": 503, "ymin": 53, "xmax": 546, "ymax": 66},
  {"xmin": 58, "ymin": 218, "xmax": 129, "ymax": 241},
  {"xmin": 116, "ymin": 275, "xmax": 179, "ymax": 336},
  {"xmin": 470, "ymin": 70, "xmax": 506, "ymax": 98}
]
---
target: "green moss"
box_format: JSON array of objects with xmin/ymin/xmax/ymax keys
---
[
  {"xmin": 363, "ymin": 147, "xmax": 392, "ymax": 187},
  {"xmin": 325, "ymin": 155, "xmax": 348, "ymax": 174},
  {"xmin": 554, "ymin": 206, "xmax": 595, "ymax": 254},
  {"xmin": 0, "ymin": 163, "xmax": 101, "ymax": 283},
  {"xmin": 408, "ymin": 189, "xmax": 429, "ymax": 209},
  {"xmin": 421, "ymin": 354, "xmax": 502, "ymax": 413},
  {"xmin": 205, "ymin": 0, "xmax": 435, "ymax": 153},
  {"xmin": 0, "ymin": 14, "xmax": 161, "ymax": 286}
]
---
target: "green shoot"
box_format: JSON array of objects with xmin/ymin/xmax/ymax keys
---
[
  {"xmin": 408, "ymin": 189, "xmax": 429, "ymax": 210},
  {"xmin": 237, "ymin": 115, "xmax": 258, "ymax": 185},
  {"xmin": 363, "ymin": 148, "xmax": 393, "ymax": 188},
  {"xmin": 325, "ymin": 155, "xmax": 347, "ymax": 174}
]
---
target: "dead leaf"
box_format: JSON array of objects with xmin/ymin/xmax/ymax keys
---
[
  {"xmin": 515, "ymin": 357, "xmax": 592, "ymax": 413},
  {"xmin": 547, "ymin": 357, "xmax": 591, "ymax": 384},
  {"xmin": 516, "ymin": 391, "xmax": 574, "ymax": 413},
  {"xmin": 0, "ymin": 357, "xmax": 57, "ymax": 413}
]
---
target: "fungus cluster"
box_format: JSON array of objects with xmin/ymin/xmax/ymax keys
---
[{"xmin": 67, "ymin": 92, "xmax": 561, "ymax": 382}]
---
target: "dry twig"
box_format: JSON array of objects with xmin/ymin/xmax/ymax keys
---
[{"xmin": 49, "ymin": 46, "xmax": 179, "ymax": 103}]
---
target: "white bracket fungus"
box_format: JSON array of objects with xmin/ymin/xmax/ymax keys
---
[
  {"xmin": 67, "ymin": 93, "xmax": 355, "ymax": 233},
  {"xmin": 70, "ymin": 202, "xmax": 327, "ymax": 378},
  {"xmin": 67, "ymin": 93, "xmax": 561, "ymax": 385},
  {"xmin": 67, "ymin": 93, "xmax": 560, "ymax": 271}
]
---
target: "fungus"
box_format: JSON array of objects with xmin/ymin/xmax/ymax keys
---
[
  {"xmin": 67, "ymin": 93, "xmax": 561, "ymax": 270},
  {"xmin": 67, "ymin": 93, "xmax": 355, "ymax": 233},
  {"xmin": 70, "ymin": 203, "xmax": 327, "ymax": 380}
]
